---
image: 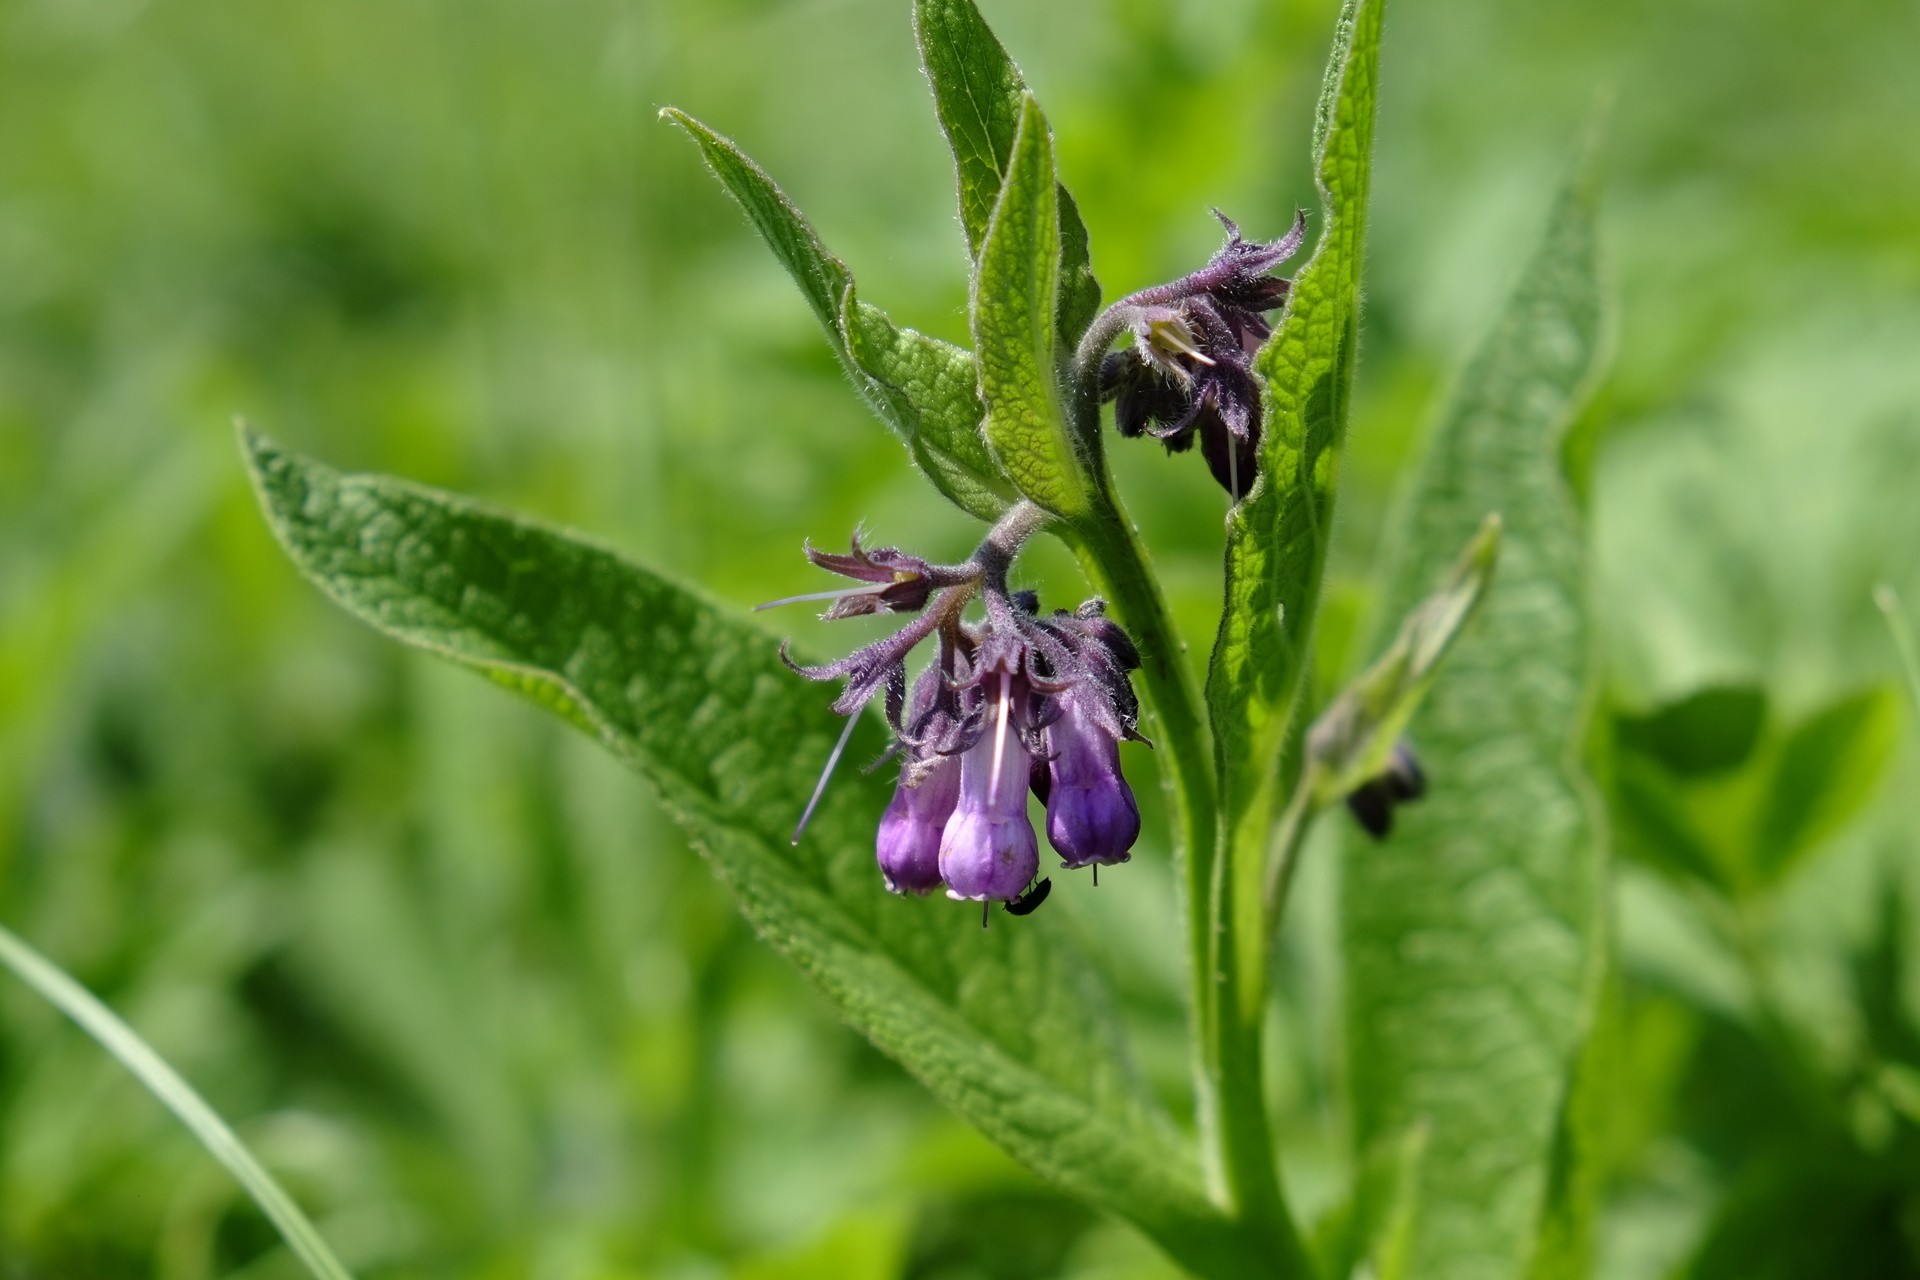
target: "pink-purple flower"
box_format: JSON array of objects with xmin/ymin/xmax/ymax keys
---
[{"xmin": 778, "ymin": 540, "xmax": 1145, "ymax": 915}]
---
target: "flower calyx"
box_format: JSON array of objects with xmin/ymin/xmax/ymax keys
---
[{"xmin": 759, "ymin": 532, "xmax": 976, "ymax": 621}]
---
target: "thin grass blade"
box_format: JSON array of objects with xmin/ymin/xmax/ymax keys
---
[{"xmin": 0, "ymin": 924, "xmax": 355, "ymax": 1280}]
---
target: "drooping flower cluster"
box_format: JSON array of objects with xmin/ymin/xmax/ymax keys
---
[
  {"xmin": 1098, "ymin": 210, "xmax": 1307, "ymax": 499},
  {"xmin": 780, "ymin": 535, "xmax": 1143, "ymax": 914}
]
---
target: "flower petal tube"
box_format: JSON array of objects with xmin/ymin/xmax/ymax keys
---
[
  {"xmin": 939, "ymin": 675, "xmax": 1040, "ymax": 902},
  {"xmin": 875, "ymin": 753, "xmax": 960, "ymax": 895},
  {"xmin": 1045, "ymin": 693, "xmax": 1140, "ymax": 868}
]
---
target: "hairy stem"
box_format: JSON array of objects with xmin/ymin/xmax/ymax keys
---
[
  {"xmin": 1061, "ymin": 316, "xmax": 1308, "ymax": 1271},
  {"xmin": 1064, "ymin": 501, "xmax": 1308, "ymax": 1274},
  {"xmin": 972, "ymin": 498, "xmax": 1054, "ymax": 585}
]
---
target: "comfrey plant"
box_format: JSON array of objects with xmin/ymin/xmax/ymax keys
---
[
  {"xmin": 243, "ymin": 1, "xmax": 1613, "ymax": 1276},
  {"xmin": 772, "ymin": 205, "xmax": 1307, "ymax": 913}
]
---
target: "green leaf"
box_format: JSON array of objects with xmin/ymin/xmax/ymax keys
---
[
  {"xmin": 1751, "ymin": 685, "xmax": 1898, "ymax": 885},
  {"xmin": 0, "ymin": 925, "xmax": 356, "ymax": 1280},
  {"xmin": 660, "ymin": 107, "xmax": 1011, "ymax": 521},
  {"xmin": 1615, "ymin": 684, "xmax": 1768, "ymax": 779},
  {"xmin": 840, "ymin": 287, "xmax": 1008, "ymax": 522},
  {"xmin": 1873, "ymin": 584, "xmax": 1920, "ymax": 717},
  {"xmin": 240, "ymin": 429, "xmax": 1273, "ymax": 1278},
  {"xmin": 914, "ymin": 0, "xmax": 1101, "ymax": 346},
  {"xmin": 1607, "ymin": 748, "xmax": 1734, "ymax": 891},
  {"xmin": 1341, "ymin": 147, "xmax": 1609, "ymax": 1280},
  {"xmin": 970, "ymin": 96, "xmax": 1092, "ymax": 519},
  {"xmin": 1605, "ymin": 684, "xmax": 1769, "ymax": 893},
  {"xmin": 1605, "ymin": 682, "xmax": 1894, "ymax": 896},
  {"xmin": 1306, "ymin": 514, "xmax": 1501, "ymax": 804},
  {"xmin": 1208, "ymin": 0, "xmax": 1381, "ymax": 859},
  {"xmin": 1524, "ymin": 949, "xmax": 1621, "ymax": 1280}
]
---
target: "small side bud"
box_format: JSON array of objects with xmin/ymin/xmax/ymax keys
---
[{"xmin": 1342, "ymin": 739, "xmax": 1426, "ymax": 841}]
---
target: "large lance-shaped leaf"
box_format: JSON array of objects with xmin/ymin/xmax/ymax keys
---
[
  {"xmin": 1341, "ymin": 153, "xmax": 1609, "ymax": 1280},
  {"xmin": 241, "ymin": 430, "xmax": 1274, "ymax": 1278},
  {"xmin": 914, "ymin": 0, "xmax": 1101, "ymax": 347},
  {"xmin": 971, "ymin": 96, "xmax": 1094, "ymax": 519},
  {"xmin": 660, "ymin": 108, "xmax": 1011, "ymax": 522},
  {"xmin": 1208, "ymin": 0, "xmax": 1380, "ymax": 865}
]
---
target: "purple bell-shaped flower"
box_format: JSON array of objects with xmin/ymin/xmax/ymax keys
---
[
  {"xmin": 939, "ymin": 669, "xmax": 1040, "ymax": 902},
  {"xmin": 876, "ymin": 752, "xmax": 960, "ymax": 895},
  {"xmin": 1045, "ymin": 691, "xmax": 1140, "ymax": 869}
]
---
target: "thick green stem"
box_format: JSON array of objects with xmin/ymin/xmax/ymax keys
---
[
  {"xmin": 1062, "ymin": 314, "xmax": 1310, "ymax": 1274},
  {"xmin": 1063, "ymin": 503, "xmax": 1310, "ymax": 1275},
  {"xmin": 1263, "ymin": 777, "xmax": 1320, "ymax": 943}
]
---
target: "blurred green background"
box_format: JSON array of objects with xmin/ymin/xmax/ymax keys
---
[{"xmin": 4, "ymin": 0, "xmax": 1920, "ymax": 1275}]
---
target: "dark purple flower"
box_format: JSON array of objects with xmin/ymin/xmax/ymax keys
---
[
  {"xmin": 876, "ymin": 752, "xmax": 959, "ymax": 895},
  {"xmin": 1203, "ymin": 210, "xmax": 1306, "ymax": 333},
  {"xmin": 1099, "ymin": 210, "xmax": 1307, "ymax": 499}
]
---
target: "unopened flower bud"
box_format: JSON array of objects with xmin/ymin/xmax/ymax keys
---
[{"xmin": 1345, "ymin": 739, "xmax": 1427, "ymax": 840}]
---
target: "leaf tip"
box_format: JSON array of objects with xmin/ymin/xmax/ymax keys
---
[
  {"xmin": 657, "ymin": 106, "xmax": 719, "ymax": 152},
  {"xmin": 1014, "ymin": 89, "xmax": 1045, "ymax": 135},
  {"xmin": 1470, "ymin": 512, "xmax": 1504, "ymax": 565},
  {"xmin": 234, "ymin": 418, "xmax": 278, "ymax": 485}
]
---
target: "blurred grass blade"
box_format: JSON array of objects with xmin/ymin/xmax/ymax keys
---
[
  {"xmin": 0, "ymin": 925, "xmax": 355, "ymax": 1280},
  {"xmin": 1341, "ymin": 144, "xmax": 1609, "ymax": 1280},
  {"xmin": 1311, "ymin": 1121, "xmax": 1429, "ymax": 1280},
  {"xmin": 914, "ymin": 0, "xmax": 1100, "ymax": 344},
  {"xmin": 1873, "ymin": 584, "xmax": 1920, "ymax": 717},
  {"xmin": 1209, "ymin": 0, "xmax": 1380, "ymax": 890},
  {"xmin": 971, "ymin": 96, "xmax": 1091, "ymax": 518},
  {"xmin": 240, "ymin": 429, "xmax": 1275, "ymax": 1279},
  {"xmin": 660, "ymin": 107, "xmax": 1012, "ymax": 520}
]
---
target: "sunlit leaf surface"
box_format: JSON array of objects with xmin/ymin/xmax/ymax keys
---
[{"xmin": 1341, "ymin": 155, "xmax": 1608, "ymax": 1280}]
